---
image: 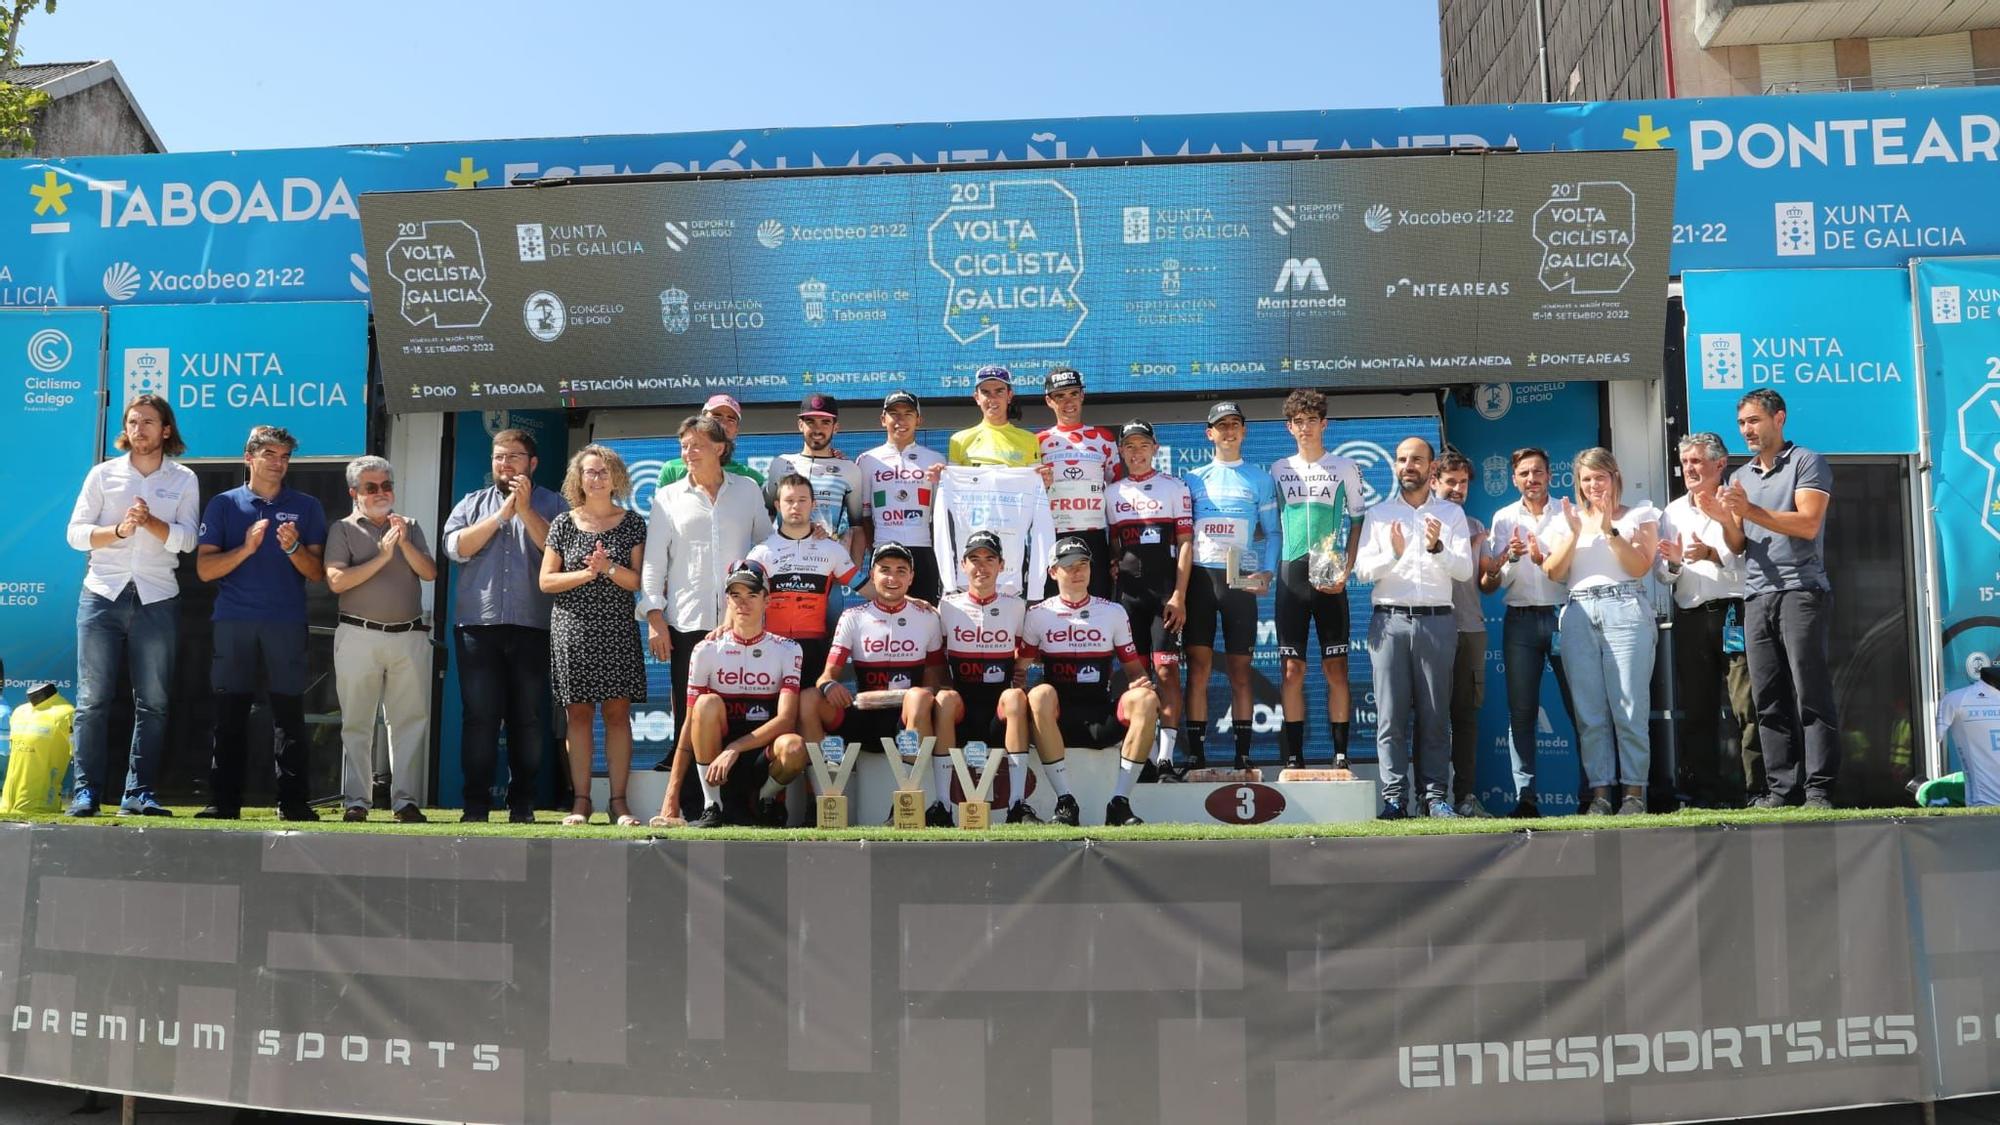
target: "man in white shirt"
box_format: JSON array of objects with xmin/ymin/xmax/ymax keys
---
[
  {"xmin": 642, "ymin": 414, "xmax": 773, "ymax": 779},
  {"xmin": 1937, "ymin": 666, "xmax": 2000, "ymax": 807},
  {"xmin": 1657, "ymin": 432, "xmax": 1760, "ymax": 808},
  {"xmin": 62, "ymin": 394, "xmax": 199, "ymax": 817},
  {"xmin": 1354, "ymin": 437, "xmax": 1472, "ymax": 819},
  {"xmin": 1479, "ymin": 447, "xmax": 1577, "ymax": 818}
]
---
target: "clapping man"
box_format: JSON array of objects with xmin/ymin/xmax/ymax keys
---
[{"xmin": 327, "ymin": 456, "xmax": 437, "ymax": 823}]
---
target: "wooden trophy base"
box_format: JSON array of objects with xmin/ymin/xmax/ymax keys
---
[
  {"xmin": 957, "ymin": 800, "xmax": 990, "ymax": 830},
  {"xmin": 1183, "ymin": 767, "xmax": 1262, "ymax": 783},
  {"xmin": 891, "ymin": 789, "xmax": 926, "ymax": 829},
  {"xmin": 817, "ymin": 794, "xmax": 849, "ymax": 828},
  {"xmin": 1279, "ymin": 768, "xmax": 1356, "ymax": 782}
]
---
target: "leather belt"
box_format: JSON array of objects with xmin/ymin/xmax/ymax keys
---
[
  {"xmin": 339, "ymin": 614, "xmax": 425, "ymax": 634},
  {"xmin": 1373, "ymin": 604, "xmax": 1452, "ymax": 617}
]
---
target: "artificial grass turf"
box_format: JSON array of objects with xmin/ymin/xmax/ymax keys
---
[{"xmin": 2, "ymin": 803, "xmax": 1992, "ymax": 843}]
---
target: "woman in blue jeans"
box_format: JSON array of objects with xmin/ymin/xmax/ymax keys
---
[{"xmin": 1542, "ymin": 448, "xmax": 1660, "ymax": 816}]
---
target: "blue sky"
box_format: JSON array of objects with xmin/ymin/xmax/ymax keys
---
[{"xmin": 21, "ymin": 1, "xmax": 1443, "ymax": 153}]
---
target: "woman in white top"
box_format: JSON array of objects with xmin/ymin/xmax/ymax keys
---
[{"xmin": 1541, "ymin": 448, "xmax": 1660, "ymax": 816}]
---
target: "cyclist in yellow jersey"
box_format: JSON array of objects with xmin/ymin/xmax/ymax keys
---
[{"xmin": 947, "ymin": 366, "xmax": 1041, "ymax": 468}]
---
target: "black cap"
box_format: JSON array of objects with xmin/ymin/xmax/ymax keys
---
[
  {"xmin": 1206, "ymin": 401, "xmax": 1245, "ymax": 425},
  {"xmin": 1119, "ymin": 419, "xmax": 1155, "ymax": 442},
  {"xmin": 799, "ymin": 392, "xmax": 839, "ymax": 418},
  {"xmin": 1052, "ymin": 535, "xmax": 1093, "ymax": 564},
  {"xmin": 882, "ymin": 390, "xmax": 921, "ymax": 411},
  {"xmin": 963, "ymin": 530, "xmax": 1004, "ymax": 557},
  {"xmin": 1047, "ymin": 366, "xmax": 1084, "ymax": 392},
  {"xmin": 871, "ymin": 542, "xmax": 915, "ymax": 566},
  {"xmin": 723, "ymin": 557, "xmax": 769, "ymax": 593}
]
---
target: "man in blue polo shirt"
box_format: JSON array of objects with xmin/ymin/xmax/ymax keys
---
[
  {"xmin": 194, "ymin": 425, "xmax": 329, "ymax": 820},
  {"xmin": 1711, "ymin": 389, "xmax": 1838, "ymax": 810}
]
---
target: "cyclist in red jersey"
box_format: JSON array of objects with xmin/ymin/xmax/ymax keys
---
[
  {"xmin": 749, "ymin": 474, "xmax": 860, "ymax": 684},
  {"xmin": 1019, "ymin": 536, "xmax": 1160, "ymax": 827},
  {"xmin": 934, "ymin": 530, "xmax": 1038, "ymax": 823}
]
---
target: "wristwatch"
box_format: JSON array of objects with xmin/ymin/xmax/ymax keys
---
[{"xmin": 1608, "ymin": 526, "xmax": 1621, "ymax": 539}]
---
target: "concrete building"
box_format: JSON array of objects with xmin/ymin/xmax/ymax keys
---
[
  {"xmin": 2, "ymin": 59, "xmax": 161, "ymax": 155},
  {"xmin": 1441, "ymin": 0, "xmax": 2000, "ymax": 103}
]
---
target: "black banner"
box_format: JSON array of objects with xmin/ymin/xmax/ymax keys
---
[
  {"xmin": 359, "ymin": 150, "xmax": 1676, "ymax": 411},
  {"xmin": 3, "ymin": 817, "xmax": 1998, "ymax": 1123}
]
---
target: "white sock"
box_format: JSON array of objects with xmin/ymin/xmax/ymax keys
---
[
  {"xmin": 1154, "ymin": 728, "xmax": 1179, "ymax": 764},
  {"xmin": 932, "ymin": 756, "xmax": 954, "ymax": 803},
  {"xmin": 1043, "ymin": 757, "xmax": 1072, "ymax": 797},
  {"xmin": 699, "ymin": 773, "xmax": 722, "ymax": 809},
  {"xmin": 1007, "ymin": 752, "xmax": 1031, "ymax": 804},
  {"xmin": 758, "ymin": 775, "xmax": 782, "ymax": 801},
  {"xmin": 1115, "ymin": 757, "xmax": 1140, "ymax": 799}
]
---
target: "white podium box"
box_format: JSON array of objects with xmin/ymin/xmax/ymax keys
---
[{"xmin": 596, "ymin": 753, "xmax": 1380, "ymax": 828}]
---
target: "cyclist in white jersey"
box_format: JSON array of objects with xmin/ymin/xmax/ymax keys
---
[
  {"xmin": 1038, "ymin": 366, "xmax": 1119, "ymax": 598},
  {"xmin": 856, "ymin": 391, "xmax": 946, "ymax": 603},
  {"xmin": 1937, "ymin": 665, "xmax": 2000, "ymax": 807},
  {"xmin": 1021, "ymin": 536, "xmax": 1160, "ymax": 827},
  {"xmin": 654, "ymin": 559, "xmax": 807, "ymax": 829},
  {"xmin": 803, "ymin": 543, "xmax": 951, "ymax": 825},
  {"xmin": 769, "ymin": 392, "xmax": 868, "ymax": 564},
  {"xmin": 934, "ymin": 530, "xmax": 1040, "ymax": 823}
]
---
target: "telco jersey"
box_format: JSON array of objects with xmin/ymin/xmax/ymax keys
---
[
  {"xmin": 1185, "ymin": 459, "xmax": 1280, "ymax": 573},
  {"xmin": 827, "ymin": 599, "xmax": 945, "ymax": 692},
  {"xmin": 1038, "ymin": 425, "xmax": 1119, "ymax": 534},
  {"xmin": 939, "ymin": 590, "xmax": 1027, "ymax": 691},
  {"xmin": 1937, "ymin": 679, "xmax": 2000, "ymax": 807},
  {"xmin": 768, "ymin": 452, "xmax": 866, "ymax": 537},
  {"xmin": 1106, "ymin": 471, "xmax": 1193, "ymax": 594},
  {"xmin": 856, "ymin": 441, "xmax": 944, "ymax": 547},
  {"xmin": 933, "ymin": 466, "xmax": 1056, "ymax": 601},
  {"xmin": 1021, "ymin": 595, "xmax": 1138, "ymax": 700},
  {"xmin": 746, "ymin": 531, "xmax": 858, "ymax": 641},
  {"xmin": 1271, "ymin": 453, "xmax": 1368, "ymax": 562},
  {"xmin": 685, "ymin": 630, "xmax": 802, "ymax": 729}
]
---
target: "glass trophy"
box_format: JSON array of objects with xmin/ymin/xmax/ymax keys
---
[{"xmin": 1308, "ymin": 532, "xmax": 1349, "ymax": 590}]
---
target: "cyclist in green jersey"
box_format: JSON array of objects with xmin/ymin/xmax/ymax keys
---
[{"xmin": 1269, "ymin": 389, "xmax": 1367, "ymax": 770}]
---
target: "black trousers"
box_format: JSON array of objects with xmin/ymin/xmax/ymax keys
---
[
  {"xmin": 1671, "ymin": 599, "xmax": 1760, "ymax": 805},
  {"xmin": 1744, "ymin": 589, "xmax": 1838, "ymax": 803},
  {"xmin": 210, "ymin": 692, "xmax": 309, "ymax": 811},
  {"xmin": 456, "ymin": 624, "xmax": 550, "ymax": 813}
]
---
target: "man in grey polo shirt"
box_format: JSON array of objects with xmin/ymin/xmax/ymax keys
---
[
  {"xmin": 1712, "ymin": 389, "xmax": 1837, "ymax": 810},
  {"xmin": 326, "ymin": 456, "xmax": 437, "ymax": 823}
]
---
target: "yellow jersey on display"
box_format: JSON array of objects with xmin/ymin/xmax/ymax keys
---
[
  {"xmin": 2, "ymin": 693, "xmax": 74, "ymax": 814},
  {"xmin": 947, "ymin": 421, "xmax": 1039, "ymax": 468}
]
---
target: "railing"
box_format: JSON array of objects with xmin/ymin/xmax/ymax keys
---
[{"xmin": 1764, "ymin": 67, "xmax": 2000, "ymax": 94}]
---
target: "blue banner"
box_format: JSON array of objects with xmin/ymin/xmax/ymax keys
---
[
  {"xmin": 1683, "ymin": 269, "xmax": 1917, "ymax": 454},
  {"xmin": 1442, "ymin": 381, "xmax": 1600, "ymax": 812},
  {"xmin": 105, "ymin": 302, "xmax": 369, "ymax": 459},
  {"xmin": 1914, "ymin": 259, "xmax": 2000, "ymax": 707},
  {"xmin": 8, "ymin": 87, "xmax": 2000, "ymax": 312},
  {"xmin": 600, "ymin": 414, "xmax": 1439, "ymax": 772},
  {"xmin": 0, "ymin": 309, "xmax": 104, "ymax": 696}
]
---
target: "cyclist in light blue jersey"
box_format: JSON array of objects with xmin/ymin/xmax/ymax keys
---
[{"xmin": 1182, "ymin": 401, "xmax": 1279, "ymax": 772}]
